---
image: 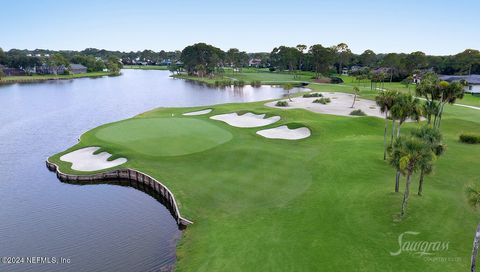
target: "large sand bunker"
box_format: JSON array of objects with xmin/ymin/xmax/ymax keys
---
[
  {"xmin": 210, "ymin": 112, "xmax": 280, "ymax": 128},
  {"xmin": 60, "ymin": 147, "xmax": 127, "ymax": 171},
  {"xmin": 256, "ymin": 125, "xmax": 311, "ymax": 140},
  {"xmin": 265, "ymin": 92, "xmax": 384, "ymax": 118},
  {"xmin": 183, "ymin": 109, "xmax": 212, "ymax": 116}
]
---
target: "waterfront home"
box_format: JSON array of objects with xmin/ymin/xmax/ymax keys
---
[
  {"xmin": 69, "ymin": 64, "xmax": 87, "ymax": 74},
  {"xmin": 0, "ymin": 65, "xmax": 26, "ymax": 76},
  {"xmin": 35, "ymin": 64, "xmax": 67, "ymax": 75}
]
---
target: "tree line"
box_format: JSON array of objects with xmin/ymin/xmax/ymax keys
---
[
  {"xmin": 0, "ymin": 48, "xmax": 122, "ymax": 75},
  {"xmin": 178, "ymin": 42, "xmax": 480, "ymax": 81},
  {"xmin": 2, "ymin": 43, "xmax": 479, "ymax": 79}
]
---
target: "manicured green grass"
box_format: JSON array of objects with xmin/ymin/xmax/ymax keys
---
[
  {"xmin": 172, "ymin": 74, "xmax": 220, "ymax": 85},
  {"xmin": 173, "ymin": 70, "xmax": 480, "ymax": 107},
  {"xmin": 172, "ymin": 68, "xmax": 320, "ymax": 86},
  {"xmin": 123, "ymin": 65, "xmax": 169, "ymax": 70},
  {"xmin": 0, "ymin": 71, "xmax": 115, "ymax": 83},
  {"xmin": 93, "ymin": 117, "xmax": 233, "ymax": 156},
  {"xmin": 50, "ymin": 92, "xmax": 480, "ymax": 271},
  {"xmin": 339, "ymin": 74, "xmax": 480, "ymax": 107}
]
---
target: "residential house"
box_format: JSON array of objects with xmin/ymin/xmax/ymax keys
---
[
  {"xmin": 440, "ymin": 74, "xmax": 480, "ymax": 94},
  {"xmin": 69, "ymin": 64, "xmax": 87, "ymax": 74},
  {"xmin": 35, "ymin": 64, "xmax": 67, "ymax": 75},
  {"xmin": 248, "ymin": 58, "xmax": 262, "ymax": 67},
  {"xmin": 0, "ymin": 65, "xmax": 26, "ymax": 76}
]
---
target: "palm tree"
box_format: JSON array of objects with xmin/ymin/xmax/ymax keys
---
[
  {"xmin": 390, "ymin": 136, "xmax": 434, "ymax": 216},
  {"xmin": 351, "ymin": 86, "xmax": 360, "ymax": 108},
  {"xmin": 466, "ymin": 185, "xmax": 480, "ymax": 272},
  {"xmin": 284, "ymin": 83, "xmax": 294, "ymax": 102},
  {"xmin": 390, "ymin": 94, "xmax": 422, "ymax": 137},
  {"xmin": 422, "ymin": 100, "xmax": 440, "ymax": 125},
  {"xmin": 375, "ymin": 90, "xmax": 398, "ymax": 160},
  {"xmin": 434, "ymin": 81, "xmax": 465, "ymax": 128},
  {"xmin": 390, "ymin": 94, "xmax": 423, "ymax": 192},
  {"xmin": 410, "ymin": 126, "xmax": 444, "ymax": 196}
]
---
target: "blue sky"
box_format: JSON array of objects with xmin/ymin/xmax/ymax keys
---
[{"xmin": 1, "ymin": 0, "xmax": 478, "ymax": 55}]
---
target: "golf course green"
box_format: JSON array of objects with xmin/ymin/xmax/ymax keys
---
[
  {"xmin": 48, "ymin": 93, "xmax": 480, "ymax": 271},
  {"xmin": 94, "ymin": 118, "xmax": 233, "ymax": 157}
]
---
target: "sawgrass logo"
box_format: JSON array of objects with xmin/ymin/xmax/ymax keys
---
[{"xmin": 390, "ymin": 231, "xmax": 449, "ymax": 256}]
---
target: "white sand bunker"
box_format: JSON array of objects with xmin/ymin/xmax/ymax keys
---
[
  {"xmin": 265, "ymin": 92, "xmax": 384, "ymax": 118},
  {"xmin": 182, "ymin": 109, "xmax": 212, "ymax": 116},
  {"xmin": 257, "ymin": 125, "xmax": 311, "ymax": 140},
  {"xmin": 60, "ymin": 147, "xmax": 127, "ymax": 171},
  {"xmin": 210, "ymin": 112, "xmax": 280, "ymax": 128}
]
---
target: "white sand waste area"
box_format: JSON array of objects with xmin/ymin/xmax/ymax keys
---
[
  {"xmin": 210, "ymin": 112, "xmax": 280, "ymax": 128},
  {"xmin": 256, "ymin": 125, "xmax": 311, "ymax": 140},
  {"xmin": 182, "ymin": 109, "xmax": 212, "ymax": 116},
  {"xmin": 60, "ymin": 147, "xmax": 127, "ymax": 171},
  {"xmin": 265, "ymin": 92, "xmax": 384, "ymax": 118}
]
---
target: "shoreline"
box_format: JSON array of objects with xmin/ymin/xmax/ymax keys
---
[
  {"xmin": 171, "ymin": 73, "xmax": 309, "ymax": 87},
  {"xmin": 123, "ymin": 65, "xmax": 169, "ymax": 70},
  {"xmin": 0, "ymin": 71, "xmax": 118, "ymax": 85},
  {"xmin": 45, "ymin": 159, "xmax": 193, "ymax": 228}
]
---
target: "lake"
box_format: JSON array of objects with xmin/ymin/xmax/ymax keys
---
[{"xmin": 0, "ymin": 69, "xmax": 297, "ymax": 272}]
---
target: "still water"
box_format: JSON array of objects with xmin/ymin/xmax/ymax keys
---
[{"xmin": 0, "ymin": 69, "xmax": 295, "ymax": 271}]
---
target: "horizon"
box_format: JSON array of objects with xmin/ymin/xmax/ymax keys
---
[{"xmin": 2, "ymin": 0, "xmax": 479, "ymax": 55}]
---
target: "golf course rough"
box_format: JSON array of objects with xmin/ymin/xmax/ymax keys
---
[{"xmin": 47, "ymin": 101, "xmax": 480, "ymax": 272}]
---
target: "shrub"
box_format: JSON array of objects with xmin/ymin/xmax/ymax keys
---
[
  {"xmin": 250, "ymin": 80, "xmax": 261, "ymax": 87},
  {"xmin": 350, "ymin": 109, "xmax": 366, "ymax": 116},
  {"xmin": 275, "ymin": 100, "xmax": 288, "ymax": 107},
  {"xmin": 303, "ymin": 92, "xmax": 323, "ymax": 98},
  {"xmin": 269, "ymin": 67, "xmax": 276, "ymax": 72},
  {"xmin": 233, "ymin": 80, "xmax": 245, "ymax": 87},
  {"xmin": 313, "ymin": 97, "xmax": 331, "ymax": 104},
  {"xmin": 214, "ymin": 79, "xmax": 232, "ymax": 87},
  {"xmin": 459, "ymin": 133, "xmax": 480, "ymax": 144},
  {"xmin": 330, "ymin": 77, "xmax": 344, "ymax": 84}
]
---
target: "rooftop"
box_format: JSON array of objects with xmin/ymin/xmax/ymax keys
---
[
  {"xmin": 439, "ymin": 74, "xmax": 480, "ymax": 84},
  {"xmin": 70, "ymin": 63, "xmax": 87, "ymax": 69}
]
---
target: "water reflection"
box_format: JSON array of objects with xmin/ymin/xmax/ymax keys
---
[{"xmin": 0, "ymin": 69, "xmax": 298, "ymax": 272}]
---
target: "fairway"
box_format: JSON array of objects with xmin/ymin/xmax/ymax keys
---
[
  {"xmin": 93, "ymin": 118, "xmax": 233, "ymax": 156},
  {"xmin": 49, "ymin": 98, "xmax": 480, "ymax": 271}
]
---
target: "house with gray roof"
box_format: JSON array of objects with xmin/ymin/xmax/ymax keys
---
[
  {"xmin": 439, "ymin": 74, "xmax": 480, "ymax": 94},
  {"xmin": 69, "ymin": 64, "xmax": 87, "ymax": 74}
]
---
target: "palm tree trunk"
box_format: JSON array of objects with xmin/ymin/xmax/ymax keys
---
[
  {"xmin": 401, "ymin": 172, "xmax": 412, "ymax": 216},
  {"xmin": 391, "ymin": 119, "xmax": 396, "ymax": 148},
  {"xmin": 437, "ymin": 102, "xmax": 446, "ymax": 129},
  {"xmin": 351, "ymin": 94, "xmax": 356, "ymax": 108},
  {"xmin": 395, "ymin": 171, "xmax": 401, "ymax": 193},
  {"xmin": 435, "ymin": 94, "xmax": 444, "ymax": 127},
  {"xmin": 383, "ymin": 112, "xmax": 388, "ymax": 160},
  {"xmin": 418, "ymin": 169, "xmax": 425, "ymax": 196},
  {"xmin": 471, "ymin": 222, "xmax": 480, "ymax": 272}
]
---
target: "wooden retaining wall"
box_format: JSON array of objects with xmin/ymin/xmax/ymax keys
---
[{"xmin": 45, "ymin": 160, "xmax": 193, "ymax": 228}]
